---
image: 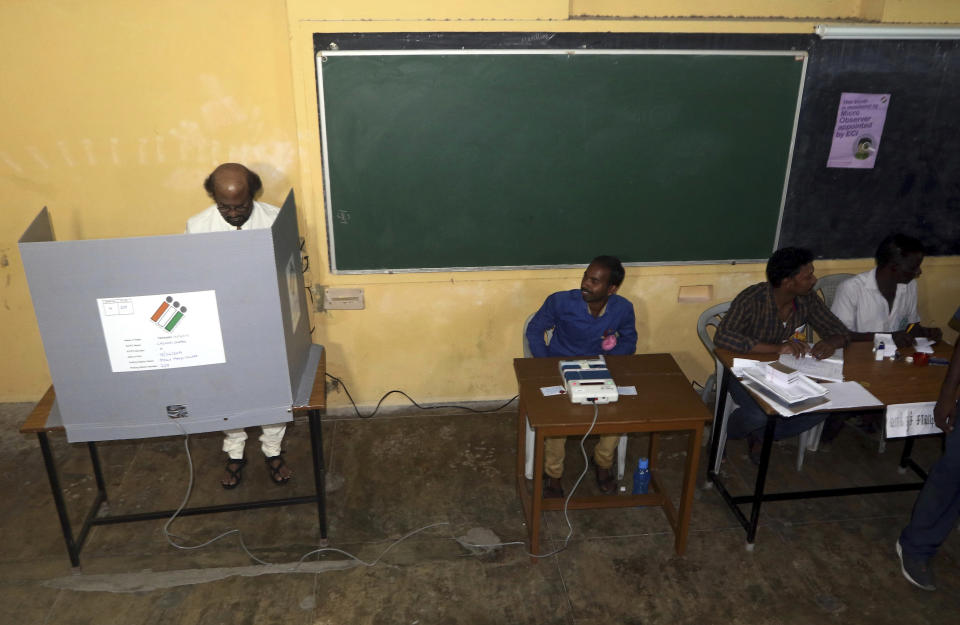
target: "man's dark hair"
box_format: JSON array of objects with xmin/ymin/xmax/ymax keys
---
[
  {"xmin": 591, "ymin": 255, "xmax": 625, "ymax": 287},
  {"xmin": 875, "ymin": 233, "xmax": 925, "ymax": 268},
  {"xmin": 203, "ymin": 166, "xmax": 263, "ymax": 199},
  {"xmin": 766, "ymin": 247, "xmax": 814, "ymax": 288}
]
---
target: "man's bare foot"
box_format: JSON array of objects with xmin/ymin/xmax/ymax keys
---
[
  {"xmin": 221, "ymin": 457, "xmax": 246, "ymax": 489},
  {"xmin": 265, "ymin": 455, "xmax": 292, "ymax": 484}
]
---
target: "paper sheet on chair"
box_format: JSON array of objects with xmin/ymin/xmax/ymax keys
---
[
  {"xmin": 885, "ymin": 401, "xmax": 941, "ymax": 438},
  {"xmin": 743, "ymin": 380, "xmax": 880, "ymax": 417}
]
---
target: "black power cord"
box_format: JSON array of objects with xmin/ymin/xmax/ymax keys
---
[{"xmin": 324, "ymin": 372, "xmax": 518, "ymax": 419}]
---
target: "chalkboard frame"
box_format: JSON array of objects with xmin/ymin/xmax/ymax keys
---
[{"xmin": 314, "ymin": 32, "xmax": 960, "ymax": 266}]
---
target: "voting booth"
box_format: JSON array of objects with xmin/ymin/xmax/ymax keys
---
[{"xmin": 19, "ymin": 191, "xmax": 316, "ymax": 442}]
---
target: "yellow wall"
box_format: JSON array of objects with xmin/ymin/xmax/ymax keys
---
[
  {"xmin": 2, "ymin": 1, "xmax": 958, "ymax": 407},
  {"xmin": 0, "ymin": 0, "xmax": 299, "ymax": 400}
]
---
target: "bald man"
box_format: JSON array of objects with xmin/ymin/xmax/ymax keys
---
[{"xmin": 186, "ymin": 163, "xmax": 292, "ymax": 488}]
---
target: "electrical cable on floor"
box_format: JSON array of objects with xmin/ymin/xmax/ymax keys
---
[
  {"xmin": 161, "ymin": 400, "xmax": 594, "ymax": 567},
  {"xmin": 325, "ymin": 372, "xmax": 517, "ymax": 419},
  {"xmin": 453, "ymin": 401, "xmax": 601, "ymax": 558},
  {"xmin": 162, "ymin": 420, "xmax": 454, "ymax": 569}
]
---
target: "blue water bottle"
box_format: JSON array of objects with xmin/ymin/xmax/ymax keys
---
[{"xmin": 632, "ymin": 458, "xmax": 650, "ymax": 495}]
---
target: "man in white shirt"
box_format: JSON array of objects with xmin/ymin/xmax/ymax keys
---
[
  {"xmin": 831, "ymin": 233, "xmax": 942, "ymax": 349},
  {"xmin": 186, "ymin": 163, "xmax": 292, "ymax": 488}
]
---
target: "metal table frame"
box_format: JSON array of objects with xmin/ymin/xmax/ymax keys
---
[
  {"xmin": 706, "ymin": 346, "xmax": 942, "ymax": 547},
  {"xmin": 22, "ymin": 351, "xmax": 328, "ymax": 568}
]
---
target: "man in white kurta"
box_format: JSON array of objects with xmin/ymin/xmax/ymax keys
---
[
  {"xmin": 186, "ymin": 163, "xmax": 292, "ymax": 488},
  {"xmin": 831, "ymin": 267, "xmax": 920, "ymax": 334},
  {"xmin": 831, "ymin": 233, "xmax": 941, "ymax": 349}
]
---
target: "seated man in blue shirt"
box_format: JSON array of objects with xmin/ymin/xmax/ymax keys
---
[{"xmin": 525, "ymin": 255, "xmax": 638, "ymax": 497}]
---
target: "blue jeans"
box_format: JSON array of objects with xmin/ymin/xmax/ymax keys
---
[
  {"xmin": 724, "ymin": 375, "xmax": 828, "ymax": 441},
  {"xmin": 899, "ymin": 401, "xmax": 960, "ymax": 560}
]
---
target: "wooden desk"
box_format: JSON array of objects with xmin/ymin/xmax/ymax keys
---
[
  {"xmin": 22, "ymin": 346, "xmax": 327, "ymax": 569},
  {"xmin": 515, "ymin": 354, "xmax": 711, "ymax": 559},
  {"xmin": 707, "ymin": 341, "xmax": 950, "ymax": 546}
]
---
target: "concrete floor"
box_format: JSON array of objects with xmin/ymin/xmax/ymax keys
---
[{"xmin": 1, "ymin": 399, "xmax": 957, "ymax": 624}]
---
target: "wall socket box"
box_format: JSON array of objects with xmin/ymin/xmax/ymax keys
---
[{"xmin": 321, "ymin": 287, "xmax": 364, "ymax": 310}]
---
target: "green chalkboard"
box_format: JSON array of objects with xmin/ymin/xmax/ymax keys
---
[{"xmin": 317, "ymin": 51, "xmax": 806, "ymax": 272}]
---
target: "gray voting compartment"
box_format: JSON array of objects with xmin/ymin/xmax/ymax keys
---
[{"xmin": 19, "ymin": 191, "xmax": 315, "ymax": 442}]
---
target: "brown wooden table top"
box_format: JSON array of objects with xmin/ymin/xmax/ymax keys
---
[
  {"xmin": 514, "ymin": 354, "xmax": 711, "ymax": 429},
  {"xmin": 715, "ymin": 341, "xmax": 952, "ymax": 411}
]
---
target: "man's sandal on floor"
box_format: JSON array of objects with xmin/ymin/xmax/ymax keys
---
[
  {"xmin": 221, "ymin": 457, "xmax": 247, "ymax": 490},
  {"xmin": 265, "ymin": 455, "xmax": 292, "ymax": 485}
]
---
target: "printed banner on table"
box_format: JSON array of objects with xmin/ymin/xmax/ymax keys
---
[
  {"xmin": 827, "ymin": 92, "xmax": 890, "ymax": 169},
  {"xmin": 97, "ymin": 290, "xmax": 226, "ymax": 373},
  {"xmin": 885, "ymin": 401, "xmax": 942, "ymax": 439}
]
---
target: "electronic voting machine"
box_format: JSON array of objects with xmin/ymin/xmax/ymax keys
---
[{"xmin": 559, "ymin": 357, "xmax": 619, "ymax": 405}]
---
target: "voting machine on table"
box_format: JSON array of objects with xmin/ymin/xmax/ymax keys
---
[{"xmin": 18, "ymin": 191, "xmax": 318, "ymax": 442}]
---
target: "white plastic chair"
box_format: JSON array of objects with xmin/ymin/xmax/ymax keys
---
[
  {"xmin": 698, "ymin": 302, "xmax": 823, "ymax": 472},
  {"xmin": 521, "ymin": 313, "xmax": 628, "ymax": 481},
  {"xmin": 697, "ymin": 303, "xmax": 732, "ymax": 472}
]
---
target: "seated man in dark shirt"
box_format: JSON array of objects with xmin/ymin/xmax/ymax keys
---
[
  {"xmin": 526, "ymin": 255, "xmax": 638, "ymax": 496},
  {"xmin": 715, "ymin": 247, "xmax": 849, "ymax": 463}
]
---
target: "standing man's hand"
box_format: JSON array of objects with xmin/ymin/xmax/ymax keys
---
[{"xmin": 934, "ymin": 398, "xmax": 956, "ymax": 433}]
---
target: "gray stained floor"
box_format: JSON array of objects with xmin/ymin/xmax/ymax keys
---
[{"xmin": 1, "ymin": 399, "xmax": 957, "ymax": 624}]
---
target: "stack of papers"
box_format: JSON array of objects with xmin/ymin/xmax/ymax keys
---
[
  {"xmin": 742, "ymin": 364, "xmax": 829, "ymax": 405},
  {"xmin": 779, "ymin": 348, "xmax": 844, "ymax": 382},
  {"xmin": 913, "ymin": 337, "xmax": 935, "ymax": 354}
]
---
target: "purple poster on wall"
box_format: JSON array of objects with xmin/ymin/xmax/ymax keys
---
[{"xmin": 826, "ymin": 93, "xmax": 890, "ymax": 169}]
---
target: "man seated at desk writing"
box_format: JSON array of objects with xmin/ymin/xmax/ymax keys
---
[
  {"xmin": 525, "ymin": 255, "xmax": 637, "ymax": 497},
  {"xmin": 715, "ymin": 247, "xmax": 849, "ymax": 464}
]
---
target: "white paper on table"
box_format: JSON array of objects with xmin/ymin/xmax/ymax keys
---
[
  {"xmin": 742, "ymin": 380, "xmax": 830, "ymax": 417},
  {"xmin": 913, "ymin": 337, "xmax": 935, "ymax": 354},
  {"xmin": 886, "ymin": 401, "xmax": 941, "ymax": 438},
  {"xmin": 779, "ymin": 348, "xmax": 844, "ymax": 382},
  {"xmin": 540, "ymin": 385, "xmax": 565, "ymax": 397},
  {"xmin": 732, "ymin": 358, "xmax": 762, "ymax": 377},
  {"xmin": 617, "ymin": 386, "xmax": 637, "ymax": 396},
  {"xmin": 742, "ymin": 380, "xmax": 881, "ymax": 418},
  {"xmin": 874, "ymin": 333, "xmax": 896, "ymax": 357},
  {"xmin": 818, "ymin": 381, "xmax": 883, "ymax": 410}
]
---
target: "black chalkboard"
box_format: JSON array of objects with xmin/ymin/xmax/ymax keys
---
[
  {"xmin": 782, "ymin": 39, "xmax": 960, "ymax": 258},
  {"xmin": 318, "ymin": 49, "xmax": 805, "ymax": 271},
  {"xmin": 313, "ymin": 33, "xmax": 960, "ymax": 270}
]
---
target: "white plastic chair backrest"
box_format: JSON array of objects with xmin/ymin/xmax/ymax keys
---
[
  {"xmin": 814, "ymin": 273, "xmax": 856, "ymax": 309},
  {"xmin": 697, "ymin": 302, "xmax": 731, "ymax": 356},
  {"xmin": 522, "ymin": 312, "xmax": 554, "ymax": 357}
]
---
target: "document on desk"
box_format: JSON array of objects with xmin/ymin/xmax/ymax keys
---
[
  {"xmin": 778, "ymin": 348, "xmax": 844, "ymax": 382},
  {"xmin": 743, "ymin": 380, "xmax": 880, "ymax": 417},
  {"xmin": 913, "ymin": 337, "xmax": 936, "ymax": 354}
]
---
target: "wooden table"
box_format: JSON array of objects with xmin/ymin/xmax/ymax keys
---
[
  {"xmin": 21, "ymin": 346, "xmax": 327, "ymax": 569},
  {"xmin": 707, "ymin": 341, "xmax": 950, "ymax": 546},
  {"xmin": 515, "ymin": 354, "xmax": 711, "ymax": 559}
]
